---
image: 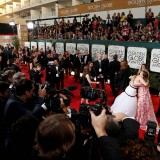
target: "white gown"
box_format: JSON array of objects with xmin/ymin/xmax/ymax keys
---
[{"xmin": 111, "ymin": 84, "xmax": 138, "ymax": 117}]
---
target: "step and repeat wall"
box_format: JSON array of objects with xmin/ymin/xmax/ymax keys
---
[{"xmin": 25, "ymin": 39, "xmax": 160, "ymax": 89}]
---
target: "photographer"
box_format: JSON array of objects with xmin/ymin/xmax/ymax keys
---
[
  {"xmin": 90, "ymin": 109, "xmax": 140, "ymax": 160},
  {"xmin": 35, "ymin": 114, "xmax": 75, "ymax": 160},
  {"xmin": 0, "ymin": 69, "xmax": 16, "ymax": 84},
  {"xmin": 0, "ymin": 81, "xmax": 10, "ymax": 124},
  {"xmin": 4, "ymin": 78, "xmax": 47, "ymax": 128}
]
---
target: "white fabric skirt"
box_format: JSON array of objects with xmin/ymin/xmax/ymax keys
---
[{"xmin": 111, "ymin": 85, "xmax": 138, "ymax": 117}]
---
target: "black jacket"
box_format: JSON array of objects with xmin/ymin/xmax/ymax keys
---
[{"xmin": 4, "ymin": 93, "xmax": 46, "ymax": 127}]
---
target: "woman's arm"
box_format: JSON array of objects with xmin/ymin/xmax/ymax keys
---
[
  {"xmin": 133, "ymin": 76, "xmax": 149, "ymax": 87},
  {"xmin": 86, "ymin": 74, "xmax": 99, "ymax": 84},
  {"xmin": 139, "ymin": 77, "xmax": 149, "ymax": 86}
]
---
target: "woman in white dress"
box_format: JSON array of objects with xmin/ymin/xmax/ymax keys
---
[{"xmin": 111, "ymin": 72, "xmax": 149, "ymax": 117}]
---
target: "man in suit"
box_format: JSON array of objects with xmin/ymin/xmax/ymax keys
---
[
  {"xmin": 102, "ymin": 53, "xmax": 109, "ymax": 82},
  {"xmin": 73, "ymin": 53, "xmax": 83, "ymax": 82},
  {"xmin": 90, "ymin": 109, "xmax": 140, "ymax": 160},
  {"xmin": 10, "ymin": 57, "xmax": 21, "ymax": 72},
  {"xmin": 93, "ymin": 53, "xmax": 105, "ymax": 89},
  {"xmin": 108, "ymin": 54, "xmax": 120, "ymax": 98},
  {"xmin": 82, "ymin": 50, "xmax": 91, "ymax": 67}
]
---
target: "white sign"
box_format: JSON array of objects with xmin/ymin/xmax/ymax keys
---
[
  {"xmin": 24, "ymin": 42, "xmax": 30, "ymax": 48},
  {"xmin": 108, "ymin": 45, "xmax": 125, "ymax": 61},
  {"xmin": 31, "ymin": 42, "xmax": 37, "ymax": 48},
  {"xmin": 66, "ymin": 43, "xmax": 76, "ymax": 55},
  {"xmin": 77, "ymin": 43, "xmax": 89, "ymax": 55},
  {"xmin": 127, "ymin": 47, "xmax": 147, "ymax": 69},
  {"xmin": 46, "ymin": 42, "xmax": 53, "ymax": 50},
  {"xmin": 38, "ymin": 42, "xmax": 45, "ymax": 51},
  {"xmin": 92, "ymin": 44, "xmax": 105, "ymax": 61},
  {"xmin": 150, "ymin": 49, "xmax": 160, "ymax": 73},
  {"xmin": 55, "ymin": 42, "xmax": 64, "ymax": 54}
]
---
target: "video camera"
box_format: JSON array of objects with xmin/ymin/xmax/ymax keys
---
[
  {"xmin": 42, "ymin": 83, "xmax": 77, "ymax": 113},
  {"xmin": 144, "ymin": 120, "xmax": 157, "ymax": 144},
  {"xmin": 76, "ymin": 86, "xmax": 110, "ymax": 128}
]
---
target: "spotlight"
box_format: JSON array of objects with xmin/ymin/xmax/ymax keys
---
[
  {"xmin": 27, "ymin": 21, "xmax": 34, "ymax": 29},
  {"xmin": 71, "ymin": 71, "xmax": 75, "ymax": 76},
  {"xmin": 9, "ymin": 19, "xmax": 15, "ymax": 26}
]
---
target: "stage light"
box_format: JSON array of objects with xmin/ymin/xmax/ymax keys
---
[
  {"xmin": 27, "ymin": 21, "xmax": 34, "ymax": 29},
  {"xmin": 9, "ymin": 19, "xmax": 15, "ymax": 26},
  {"xmin": 80, "ymin": 73, "xmax": 83, "ymax": 77},
  {"xmin": 71, "ymin": 71, "xmax": 75, "ymax": 76}
]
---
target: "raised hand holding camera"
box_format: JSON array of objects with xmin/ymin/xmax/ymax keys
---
[{"xmin": 90, "ymin": 109, "xmax": 107, "ymax": 137}]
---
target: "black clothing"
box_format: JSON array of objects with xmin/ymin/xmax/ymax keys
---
[
  {"xmin": 4, "ymin": 93, "xmax": 46, "ymax": 128},
  {"xmin": 93, "ymin": 60, "xmax": 105, "ymax": 89},
  {"xmin": 80, "ymin": 75, "xmax": 91, "ymax": 99},
  {"xmin": 108, "ymin": 60, "xmax": 120, "ymax": 97},
  {"xmin": 10, "ymin": 63, "xmax": 21, "ymax": 72},
  {"xmin": 29, "ymin": 68, "xmax": 43, "ymax": 84},
  {"xmin": 82, "ymin": 54, "xmax": 91, "ymax": 66},
  {"xmin": 98, "ymin": 118, "xmax": 139, "ymax": 160},
  {"xmin": 102, "ymin": 58, "xmax": 109, "ymax": 81},
  {"xmin": 73, "ymin": 56, "xmax": 83, "ymax": 82},
  {"xmin": 114, "ymin": 67, "xmax": 131, "ymax": 92}
]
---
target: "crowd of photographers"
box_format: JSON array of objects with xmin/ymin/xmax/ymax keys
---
[
  {"xmin": 0, "ymin": 43, "xmax": 160, "ymax": 160},
  {"xmin": 29, "ymin": 9, "xmax": 160, "ymax": 42}
]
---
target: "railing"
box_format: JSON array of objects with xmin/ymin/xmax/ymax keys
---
[
  {"xmin": 21, "ymin": 2, "xmax": 30, "ymax": 8},
  {"xmin": 13, "ymin": 6, "xmax": 21, "ymax": 11},
  {"xmin": 42, "ymin": 11, "xmax": 55, "ymax": 18},
  {"xmin": 30, "ymin": 0, "xmax": 42, "ymax": 5}
]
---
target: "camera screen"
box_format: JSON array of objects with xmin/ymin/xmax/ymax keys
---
[{"xmin": 147, "ymin": 128, "xmax": 156, "ymax": 136}]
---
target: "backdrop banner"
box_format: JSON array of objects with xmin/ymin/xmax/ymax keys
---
[
  {"xmin": 55, "ymin": 42, "xmax": 64, "ymax": 54},
  {"xmin": 46, "ymin": 42, "xmax": 53, "ymax": 50},
  {"xmin": 38, "ymin": 42, "xmax": 45, "ymax": 51},
  {"xmin": 150, "ymin": 49, "xmax": 160, "ymax": 73},
  {"xmin": 66, "ymin": 43, "xmax": 76, "ymax": 55},
  {"xmin": 31, "ymin": 42, "xmax": 37, "ymax": 49},
  {"xmin": 92, "ymin": 44, "xmax": 105, "ymax": 61},
  {"xmin": 58, "ymin": 0, "xmax": 160, "ymax": 16},
  {"xmin": 24, "ymin": 42, "xmax": 30, "ymax": 48},
  {"xmin": 108, "ymin": 45, "xmax": 125, "ymax": 62},
  {"xmin": 77, "ymin": 43, "xmax": 89, "ymax": 55},
  {"xmin": 127, "ymin": 47, "xmax": 147, "ymax": 69}
]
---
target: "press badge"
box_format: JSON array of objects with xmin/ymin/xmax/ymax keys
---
[{"xmin": 99, "ymin": 68, "xmax": 102, "ymax": 72}]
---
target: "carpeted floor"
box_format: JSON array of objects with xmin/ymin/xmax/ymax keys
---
[{"xmin": 22, "ymin": 65, "xmax": 160, "ymax": 140}]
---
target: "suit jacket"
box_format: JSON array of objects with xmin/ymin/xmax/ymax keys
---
[
  {"xmin": 102, "ymin": 58, "xmax": 109, "ymax": 75},
  {"xmin": 4, "ymin": 93, "xmax": 46, "ymax": 127},
  {"xmin": 73, "ymin": 56, "xmax": 83, "ymax": 70},
  {"xmin": 29, "ymin": 69, "xmax": 43, "ymax": 84},
  {"xmin": 93, "ymin": 60, "xmax": 105, "ymax": 77},
  {"xmin": 108, "ymin": 60, "xmax": 120, "ymax": 78},
  {"xmin": 114, "ymin": 67, "xmax": 131, "ymax": 91},
  {"xmin": 10, "ymin": 63, "xmax": 21, "ymax": 72},
  {"xmin": 82, "ymin": 54, "xmax": 91, "ymax": 66}
]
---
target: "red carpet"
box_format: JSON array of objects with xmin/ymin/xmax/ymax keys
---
[{"xmin": 22, "ymin": 65, "xmax": 159, "ymax": 140}]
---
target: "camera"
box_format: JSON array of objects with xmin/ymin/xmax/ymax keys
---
[
  {"xmin": 80, "ymin": 86, "xmax": 101, "ymax": 101},
  {"xmin": 144, "ymin": 120, "xmax": 157, "ymax": 144},
  {"xmin": 76, "ymin": 87, "xmax": 110, "ymax": 128},
  {"xmin": 43, "ymin": 85, "xmax": 77, "ymax": 113}
]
